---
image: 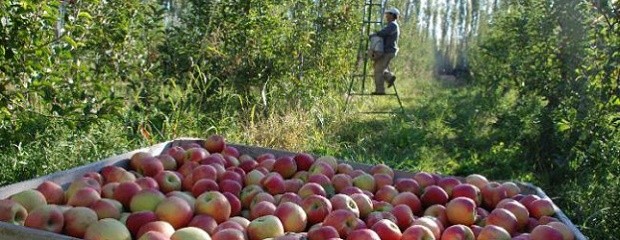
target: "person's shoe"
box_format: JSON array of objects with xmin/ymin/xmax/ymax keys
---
[
  {"xmin": 387, "ymin": 76, "xmax": 396, "ymax": 88},
  {"xmin": 370, "ymin": 91, "xmax": 385, "ymax": 95}
]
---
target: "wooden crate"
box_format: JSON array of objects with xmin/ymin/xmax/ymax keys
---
[{"xmin": 0, "ymin": 138, "xmax": 587, "ymax": 240}]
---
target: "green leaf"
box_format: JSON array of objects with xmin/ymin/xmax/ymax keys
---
[
  {"xmin": 62, "ymin": 35, "xmax": 77, "ymax": 48},
  {"xmin": 77, "ymin": 12, "xmax": 92, "ymax": 21}
]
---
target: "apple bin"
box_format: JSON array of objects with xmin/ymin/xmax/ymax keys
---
[{"xmin": 0, "ymin": 138, "xmax": 587, "ymax": 240}]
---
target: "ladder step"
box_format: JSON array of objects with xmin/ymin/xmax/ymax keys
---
[{"xmin": 362, "ymin": 21, "xmax": 383, "ymax": 24}]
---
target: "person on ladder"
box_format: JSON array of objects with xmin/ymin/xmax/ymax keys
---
[{"xmin": 370, "ymin": 7, "xmax": 400, "ymax": 95}]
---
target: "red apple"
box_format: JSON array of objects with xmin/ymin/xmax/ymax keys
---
[
  {"xmin": 446, "ymin": 197, "xmax": 477, "ymax": 226},
  {"xmin": 130, "ymin": 188, "xmax": 166, "ymax": 212},
  {"xmin": 10, "ymin": 189, "xmax": 47, "ymax": 213},
  {"xmin": 101, "ymin": 182, "xmax": 120, "ymax": 199},
  {"xmin": 240, "ymin": 184, "xmax": 265, "ymax": 209},
  {"xmin": 0, "ymin": 199, "xmax": 28, "ymax": 225},
  {"xmin": 352, "ymin": 173, "xmax": 376, "ymax": 193},
  {"xmin": 374, "ymin": 185, "xmax": 399, "ymax": 203},
  {"xmin": 330, "ymin": 194, "xmax": 360, "ymax": 217},
  {"xmin": 331, "ymin": 174, "xmax": 353, "ymax": 193},
  {"xmin": 284, "ymin": 178, "xmax": 304, "ymax": 193},
  {"xmin": 139, "ymin": 157, "xmax": 165, "ymax": 177},
  {"xmin": 157, "ymin": 154, "xmax": 177, "ymax": 171},
  {"xmin": 250, "ymin": 200, "xmax": 277, "ymax": 220},
  {"xmin": 302, "ymin": 195, "xmax": 333, "ymax": 225},
  {"xmin": 259, "ymin": 158, "xmax": 276, "ymax": 171},
  {"xmin": 247, "ymin": 215, "xmax": 285, "ymax": 240},
  {"xmin": 391, "ymin": 204, "xmax": 415, "ymax": 230},
  {"xmin": 412, "ymin": 216, "xmax": 442, "ymax": 239},
  {"xmin": 294, "ymin": 153, "xmax": 315, "ymax": 171},
  {"xmin": 530, "ymin": 224, "xmax": 564, "ymax": 240},
  {"xmin": 401, "ymin": 225, "xmax": 435, "ymax": 240},
  {"xmin": 262, "ymin": 172, "xmax": 286, "ymax": 195},
  {"xmin": 131, "ymin": 152, "xmax": 154, "ymax": 171},
  {"xmin": 275, "ymin": 201, "xmax": 308, "ymax": 232},
  {"xmin": 464, "ymin": 174, "xmax": 489, "ymax": 190},
  {"xmin": 273, "ymin": 156, "xmax": 298, "ymax": 179},
  {"xmin": 346, "ymin": 228, "xmax": 380, "ymax": 240},
  {"xmin": 337, "ymin": 163, "xmax": 354, "ymax": 175},
  {"xmin": 476, "ymin": 225, "xmax": 511, "ymax": 240},
  {"xmin": 370, "ymin": 163, "xmax": 395, "ymax": 178},
  {"xmin": 84, "ymin": 218, "xmax": 132, "ymax": 240},
  {"xmin": 437, "ymin": 177, "xmax": 462, "ymax": 197},
  {"xmin": 212, "ymin": 228, "xmax": 246, "ymax": 240},
  {"xmin": 90, "ymin": 198, "xmax": 123, "ymax": 220},
  {"xmin": 451, "ymin": 183, "xmax": 481, "ymax": 206},
  {"xmin": 154, "ymin": 170, "xmax": 182, "ymax": 193},
  {"xmin": 496, "ymin": 199, "xmax": 529, "ymax": 230},
  {"xmin": 486, "ymin": 208, "xmax": 519, "ymax": 235},
  {"xmin": 481, "ymin": 182, "xmax": 508, "ymax": 209},
  {"xmin": 204, "ymin": 134, "xmax": 226, "ymax": 153},
  {"xmin": 136, "ymin": 220, "xmax": 175, "ymax": 239},
  {"xmin": 126, "ymin": 211, "xmax": 159, "ymax": 237},
  {"xmin": 188, "ymin": 214, "xmax": 218, "ymax": 235},
  {"xmin": 420, "ymin": 185, "xmax": 449, "ymax": 207},
  {"xmin": 547, "ymin": 221, "xmax": 575, "ymax": 240},
  {"xmin": 185, "ymin": 147, "xmax": 210, "ymax": 162},
  {"xmin": 113, "ymin": 181, "xmax": 142, "ymax": 208},
  {"xmin": 372, "ymin": 219, "xmax": 402, "ymax": 240},
  {"xmin": 323, "ymin": 209, "xmax": 362, "ymax": 238},
  {"xmin": 391, "ymin": 191, "xmax": 423, "ymax": 215},
  {"xmin": 192, "ymin": 178, "xmax": 219, "ymax": 197},
  {"xmin": 278, "ymin": 192, "xmax": 303, "ymax": 206},
  {"xmin": 139, "ymin": 231, "xmax": 170, "ymax": 240},
  {"xmin": 245, "ymin": 169, "xmax": 266, "ymax": 186},
  {"xmin": 36, "ymin": 181, "xmax": 65, "ymax": 205},
  {"xmin": 373, "ymin": 173, "xmax": 394, "ymax": 190},
  {"xmin": 223, "ymin": 145, "xmax": 240, "ymax": 157},
  {"xmin": 423, "ymin": 204, "xmax": 449, "ymax": 228},
  {"xmin": 223, "ymin": 191, "xmax": 243, "ymax": 217},
  {"xmin": 441, "ymin": 224, "xmax": 475, "ymax": 240},
  {"xmin": 67, "ymin": 187, "xmax": 101, "ymax": 207},
  {"xmin": 155, "ymin": 196, "xmax": 193, "ymax": 229},
  {"xmin": 24, "ymin": 205, "xmax": 64, "ymax": 233},
  {"xmin": 135, "ymin": 177, "xmax": 159, "ymax": 190},
  {"xmin": 166, "ymin": 146, "xmax": 187, "ymax": 165},
  {"xmin": 63, "ymin": 206, "xmax": 98, "ymax": 238},
  {"xmin": 299, "ymin": 182, "xmax": 327, "ymax": 199},
  {"xmin": 395, "ymin": 178, "xmax": 421, "ymax": 195},
  {"xmin": 413, "ymin": 172, "xmax": 436, "ymax": 189},
  {"xmin": 195, "ymin": 191, "xmax": 231, "ymax": 223},
  {"xmin": 528, "ymin": 198, "xmax": 556, "ymax": 219},
  {"xmin": 309, "ymin": 161, "xmax": 335, "ymax": 179},
  {"xmin": 315, "ymin": 156, "xmax": 339, "ymax": 170},
  {"xmin": 350, "ymin": 193, "xmax": 373, "ymax": 218},
  {"xmin": 308, "ymin": 225, "xmax": 340, "ymax": 240}
]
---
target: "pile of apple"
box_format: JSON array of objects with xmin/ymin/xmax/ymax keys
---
[{"xmin": 0, "ymin": 135, "xmax": 576, "ymax": 240}]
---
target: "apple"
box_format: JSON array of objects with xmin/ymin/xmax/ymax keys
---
[
  {"xmin": 412, "ymin": 216, "xmax": 442, "ymax": 239},
  {"xmin": 195, "ymin": 191, "xmax": 231, "ymax": 223},
  {"xmin": 36, "ymin": 181, "xmax": 65, "ymax": 205},
  {"xmin": 222, "ymin": 191, "xmax": 242, "ymax": 217},
  {"xmin": 213, "ymin": 220, "xmax": 244, "ymax": 233},
  {"xmin": 135, "ymin": 177, "xmax": 159, "ymax": 190},
  {"xmin": 299, "ymin": 182, "xmax": 327, "ymax": 199},
  {"xmin": 413, "ymin": 172, "xmax": 436, "ymax": 189},
  {"xmin": 352, "ymin": 173, "xmax": 376, "ymax": 193},
  {"xmin": 0, "ymin": 199, "xmax": 27, "ymax": 225},
  {"xmin": 294, "ymin": 153, "xmax": 315, "ymax": 171},
  {"xmin": 101, "ymin": 166, "xmax": 136, "ymax": 183},
  {"xmin": 247, "ymin": 215, "xmax": 285, "ymax": 240},
  {"xmin": 240, "ymin": 184, "xmax": 264, "ymax": 208},
  {"xmin": 365, "ymin": 211, "xmax": 397, "ymax": 228},
  {"xmin": 391, "ymin": 204, "xmax": 415, "ymax": 230},
  {"xmin": 423, "ymin": 204, "xmax": 449, "ymax": 228},
  {"xmin": 465, "ymin": 174, "xmax": 489, "ymax": 190},
  {"xmin": 512, "ymin": 233, "xmax": 531, "ymax": 240},
  {"xmin": 273, "ymin": 156, "xmax": 298, "ymax": 179},
  {"xmin": 67, "ymin": 187, "xmax": 101, "ymax": 207},
  {"xmin": 496, "ymin": 199, "xmax": 529, "ymax": 230},
  {"xmin": 278, "ymin": 192, "xmax": 302, "ymax": 206},
  {"xmin": 223, "ymin": 155, "xmax": 240, "ymax": 168},
  {"xmin": 136, "ymin": 220, "xmax": 176, "ymax": 239},
  {"xmin": 245, "ymin": 169, "xmax": 266, "ymax": 186},
  {"xmin": 191, "ymin": 165, "xmax": 218, "ymax": 182},
  {"xmin": 185, "ymin": 147, "xmax": 210, "ymax": 162},
  {"xmin": 309, "ymin": 161, "xmax": 335, "ymax": 179},
  {"xmin": 374, "ymin": 185, "xmax": 399, "ymax": 203},
  {"xmin": 63, "ymin": 206, "xmax": 98, "ymax": 238},
  {"xmin": 530, "ymin": 224, "xmax": 564, "ymax": 239},
  {"xmin": 336, "ymin": 163, "xmax": 354, "ymax": 175},
  {"xmin": 250, "ymin": 200, "xmax": 277, "ymax": 220},
  {"xmin": 308, "ymin": 174, "xmax": 333, "ymax": 190},
  {"xmin": 330, "ymin": 194, "xmax": 360, "ymax": 217},
  {"xmin": 154, "ymin": 170, "xmax": 182, "ymax": 193},
  {"xmin": 346, "ymin": 228, "xmax": 381, "ymax": 240},
  {"xmin": 125, "ymin": 211, "xmax": 158, "ymax": 237},
  {"xmin": 229, "ymin": 216, "xmax": 251, "ymax": 228},
  {"xmin": 155, "ymin": 196, "xmax": 193, "ymax": 229},
  {"xmin": 307, "ymin": 225, "xmax": 340, "ymax": 240},
  {"xmin": 481, "ymin": 182, "xmax": 508, "ymax": 209},
  {"xmin": 401, "ymin": 225, "xmax": 435, "ymax": 240},
  {"xmin": 441, "ymin": 224, "xmax": 475, "ymax": 240},
  {"xmin": 350, "ymin": 193, "xmax": 373, "ymax": 218},
  {"xmin": 528, "ymin": 198, "xmax": 556, "ymax": 219},
  {"xmin": 284, "ymin": 179, "xmax": 304, "ymax": 194},
  {"xmin": 373, "ymin": 200, "xmax": 394, "ymax": 212},
  {"xmin": 178, "ymin": 161, "xmax": 199, "ymax": 177},
  {"xmin": 500, "ymin": 182, "xmax": 521, "ymax": 197},
  {"xmin": 138, "ymin": 157, "xmax": 165, "ymax": 177},
  {"xmin": 138, "ymin": 231, "xmax": 169, "ymax": 240},
  {"xmin": 166, "ymin": 191, "xmax": 196, "ymax": 211},
  {"xmin": 212, "ymin": 228, "xmax": 245, "ymax": 240},
  {"xmin": 301, "ymin": 194, "xmax": 332, "ymax": 225},
  {"xmin": 331, "ymin": 174, "xmax": 353, "ymax": 193},
  {"xmin": 220, "ymin": 170, "xmax": 243, "ymax": 184},
  {"xmin": 486, "ymin": 208, "xmax": 519, "ymax": 235},
  {"xmin": 131, "ymin": 152, "xmax": 154, "ymax": 171},
  {"xmin": 170, "ymin": 227, "xmax": 211, "ymax": 240},
  {"xmin": 90, "ymin": 198, "xmax": 123, "ymax": 220},
  {"xmin": 223, "ymin": 145, "xmax": 240, "ymax": 158},
  {"xmin": 476, "ymin": 225, "xmax": 511, "ymax": 240},
  {"xmin": 395, "ymin": 178, "xmax": 421, "ymax": 195},
  {"xmin": 250, "ymin": 192, "xmax": 276, "ymax": 209},
  {"xmin": 259, "ymin": 158, "xmax": 276, "ymax": 171},
  {"xmin": 101, "ymin": 182, "xmax": 120, "ymax": 200},
  {"xmin": 322, "ymin": 209, "xmax": 360, "ymax": 238},
  {"xmin": 156, "ymin": 154, "xmax": 177, "ymax": 171},
  {"xmin": 192, "ymin": 178, "xmax": 220, "ymax": 197},
  {"xmin": 113, "ymin": 181, "xmax": 142, "ymax": 209},
  {"xmin": 547, "ymin": 221, "xmax": 575, "ymax": 240},
  {"xmin": 437, "ymin": 177, "xmax": 462, "ymax": 197},
  {"xmin": 420, "ymin": 185, "xmax": 449, "ymax": 207},
  {"xmin": 262, "ymin": 172, "xmax": 286, "ymax": 195},
  {"xmin": 446, "ymin": 197, "xmax": 477, "ymax": 226},
  {"xmin": 23, "ymin": 205, "xmax": 63, "ymax": 233},
  {"xmin": 370, "ymin": 163, "xmax": 395, "ymax": 178},
  {"xmin": 538, "ymin": 215, "xmax": 560, "ymax": 225},
  {"xmin": 239, "ymin": 158, "xmax": 259, "ymax": 173},
  {"xmin": 204, "ymin": 134, "xmax": 226, "ymax": 153},
  {"xmin": 84, "ymin": 218, "xmax": 131, "ymax": 240},
  {"xmin": 166, "ymin": 146, "xmax": 187, "ymax": 165},
  {"xmin": 391, "ymin": 191, "xmax": 423, "ymax": 215},
  {"xmin": 10, "ymin": 189, "xmax": 47, "ymax": 213},
  {"xmin": 451, "ymin": 183, "xmax": 481, "ymax": 206},
  {"xmin": 188, "ymin": 214, "xmax": 218, "ymax": 235},
  {"xmin": 373, "ymin": 173, "xmax": 394, "ymax": 190},
  {"xmin": 371, "ymin": 219, "xmax": 402, "ymax": 240},
  {"xmin": 129, "ymin": 188, "xmax": 165, "ymax": 212},
  {"xmin": 340, "ymin": 186, "xmax": 364, "ymax": 196}
]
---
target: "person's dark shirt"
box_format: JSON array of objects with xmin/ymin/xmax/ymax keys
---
[{"xmin": 376, "ymin": 21, "xmax": 399, "ymax": 54}]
